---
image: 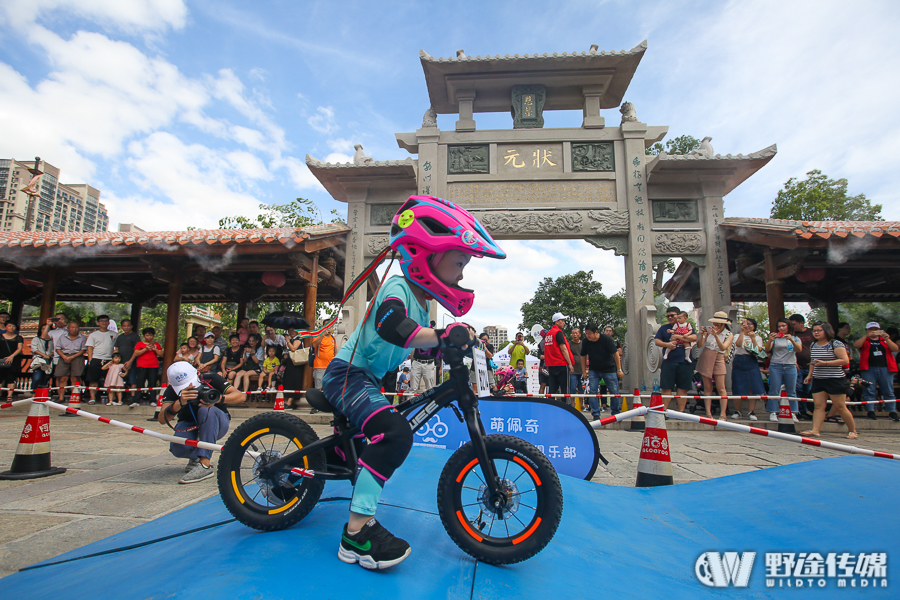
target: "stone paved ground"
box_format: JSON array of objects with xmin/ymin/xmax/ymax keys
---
[{"xmin": 1, "ymin": 403, "xmax": 898, "ymax": 579}]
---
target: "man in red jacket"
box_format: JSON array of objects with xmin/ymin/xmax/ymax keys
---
[
  {"xmin": 544, "ymin": 312, "xmax": 575, "ymax": 399},
  {"xmin": 853, "ymin": 322, "xmax": 899, "ymax": 421}
]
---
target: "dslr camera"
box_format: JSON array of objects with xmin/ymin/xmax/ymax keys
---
[{"xmin": 184, "ymin": 383, "xmax": 222, "ymax": 406}]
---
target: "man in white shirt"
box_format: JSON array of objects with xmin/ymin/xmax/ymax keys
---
[
  {"xmin": 48, "ymin": 313, "xmax": 70, "ymax": 399},
  {"xmin": 85, "ymin": 315, "xmax": 117, "ymax": 404}
]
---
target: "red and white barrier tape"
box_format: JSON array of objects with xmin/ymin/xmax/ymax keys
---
[
  {"xmin": 37, "ymin": 399, "xmax": 224, "ymax": 453},
  {"xmin": 587, "ymin": 405, "xmax": 649, "ymax": 429},
  {"xmin": 0, "ymin": 397, "xmax": 36, "ymax": 410},
  {"xmin": 661, "ymin": 408, "xmax": 899, "ymax": 460}
]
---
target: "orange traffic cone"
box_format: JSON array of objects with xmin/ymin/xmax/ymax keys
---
[
  {"xmin": 149, "ymin": 383, "xmax": 166, "ymax": 422},
  {"xmin": 63, "ymin": 385, "xmax": 82, "ymax": 417},
  {"xmin": 274, "ymin": 386, "xmax": 285, "ymax": 411},
  {"xmin": 629, "ymin": 388, "xmax": 645, "ymax": 432},
  {"xmin": 635, "ymin": 391, "xmax": 674, "ymax": 487},
  {"xmin": 0, "ymin": 388, "xmax": 66, "ymax": 479},
  {"xmin": 777, "ymin": 389, "xmax": 796, "ymax": 434}
]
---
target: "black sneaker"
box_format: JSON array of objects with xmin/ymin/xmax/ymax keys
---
[
  {"xmin": 867, "ymin": 411, "xmax": 878, "ymax": 421},
  {"xmin": 338, "ymin": 519, "xmax": 411, "ymax": 570},
  {"xmin": 889, "ymin": 412, "xmax": 900, "ymax": 422}
]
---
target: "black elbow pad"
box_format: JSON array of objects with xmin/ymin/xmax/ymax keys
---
[{"xmin": 375, "ymin": 298, "xmax": 421, "ymax": 348}]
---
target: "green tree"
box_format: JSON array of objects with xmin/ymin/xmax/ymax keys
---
[
  {"xmin": 646, "ymin": 134, "xmax": 701, "ymax": 156},
  {"xmin": 740, "ymin": 302, "xmax": 770, "ymax": 334},
  {"xmin": 219, "ymin": 197, "xmax": 343, "ymax": 229},
  {"xmin": 518, "ymin": 271, "xmax": 627, "ymax": 338},
  {"xmin": 770, "ymin": 170, "xmax": 882, "ymax": 221},
  {"xmin": 807, "ymin": 302, "xmax": 900, "ymax": 338}
]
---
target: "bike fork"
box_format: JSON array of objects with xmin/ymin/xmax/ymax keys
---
[{"xmin": 463, "ymin": 407, "xmax": 504, "ymax": 506}]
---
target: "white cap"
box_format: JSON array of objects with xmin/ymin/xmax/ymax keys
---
[
  {"xmin": 167, "ymin": 362, "xmax": 200, "ymax": 395},
  {"xmin": 552, "ymin": 312, "xmax": 568, "ymax": 322},
  {"xmin": 866, "ymin": 322, "xmax": 880, "ymax": 330},
  {"xmin": 204, "ymin": 332, "xmax": 215, "ymax": 338}
]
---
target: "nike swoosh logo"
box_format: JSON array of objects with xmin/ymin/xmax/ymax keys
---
[{"xmin": 342, "ymin": 536, "xmax": 371, "ymax": 552}]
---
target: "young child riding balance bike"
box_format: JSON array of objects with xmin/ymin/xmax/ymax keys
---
[{"xmin": 321, "ymin": 196, "xmax": 506, "ymax": 569}]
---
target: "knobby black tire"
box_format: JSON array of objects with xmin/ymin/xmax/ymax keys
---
[
  {"xmin": 217, "ymin": 412, "xmax": 326, "ymax": 532},
  {"xmin": 436, "ymin": 434, "xmax": 563, "ymax": 565}
]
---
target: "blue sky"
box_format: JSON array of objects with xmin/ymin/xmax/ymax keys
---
[{"xmin": 1, "ymin": 0, "xmax": 898, "ymax": 336}]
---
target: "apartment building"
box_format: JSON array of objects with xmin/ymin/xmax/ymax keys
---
[{"xmin": 0, "ymin": 158, "xmax": 108, "ymax": 232}]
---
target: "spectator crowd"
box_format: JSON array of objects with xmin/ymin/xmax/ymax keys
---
[{"xmin": 0, "ymin": 311, "xmax": 337, "ymax": 410}]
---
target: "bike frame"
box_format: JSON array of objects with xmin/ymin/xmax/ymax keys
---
[{"xmin": 259, "ymin": 347, "xmax": 505, "ymax": 501}]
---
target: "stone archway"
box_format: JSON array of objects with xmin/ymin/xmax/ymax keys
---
[{"xmin": 307, "ymin": 44, "xmax": 775, "ymax": 391}]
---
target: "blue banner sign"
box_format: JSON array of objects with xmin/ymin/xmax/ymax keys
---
[{"xmin": 411, "ymin": 397, "xmax": 599, "ymax": 480}]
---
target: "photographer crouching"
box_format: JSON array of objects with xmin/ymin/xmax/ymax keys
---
[{"xmin": 160, "ymin": 362, "xmax": 246, "ymax": 484}]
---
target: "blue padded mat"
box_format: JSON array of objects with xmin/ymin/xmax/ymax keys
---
[{"xmin": 2, "ymin": 448, "xmax": 897, "ymax": 599}]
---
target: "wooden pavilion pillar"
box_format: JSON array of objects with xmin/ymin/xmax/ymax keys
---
[
  {"xmin": 130, "ymin": 299, "xmax": 143, "ymax": 331},
  {"xmin": 236, "ymin": 301, "xmax": 247, "ymax": 329},
  {"xmin": 764, "ymin": 250, "xmax": 785, "ymax": 332},
  {"xmin": 9, "ymin": 298, "xmax": 24, "ymax": 326},
  {"xmin": 826, "ymin": 300, "xmax": 840, "ymax": 329},
  {"xmin": 303, "ymin": 253, "xmax": 319, "ymax": 390},
  {"xmin": 161, "ymin": 273, "xmax": 183, "ymax": 382},
  {"xmin": 38, "ymin": 269, "xmax": 58, "ymax": 327}
]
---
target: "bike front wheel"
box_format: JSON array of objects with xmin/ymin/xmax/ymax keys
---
[
  {"xmin": 217, "ymin": 412, "xmax": 326, "ymax": 531},
  {"xmin": 436, "ymin": 434, "xmax": 563, "ymax": 565}
]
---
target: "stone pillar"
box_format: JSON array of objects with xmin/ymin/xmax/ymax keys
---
[
  {"xmin": 130, "ymin": 300, "xmax": 143, "ymax": 331},
  {"xmin": 342, "ymin": 190, "xmax": 369, "ymax": 335},
  {"xmin": 456, "ymin": 90, "xmax": 476, "ymax": 132},
  {"xmin": 698, "ymin": 183, "xmax": 731, "ymax": 325},
  {"xmin": 416, "ymin": 127, "xmax": 440, "ymax": 197},
  {"xmin": 698, "ymin": 183, "xmax": 734, "ymax": 393},
  {"xmin": 303, "ymin": 253, "xmax": 319, "ymax": 390},
  {"xmin": 764, "ymin": 250, "xmax": 785, "ymax": 331},
  {"xmin": 38, "ymin": 269, "xmax": 58, "ymax": 327},
  {"xmin": 162, "ymin": 274, "xmax": 183, "ymax": 381},
  {"xmin": 582, "ymin": 85, "xmax": 605, "ymax": 129},
  {"xmin": 621, "ymin": 121, "xmax": 655, "ymax": 392}
]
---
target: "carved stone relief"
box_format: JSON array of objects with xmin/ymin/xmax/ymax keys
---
[
  {"xmin": 646, "ymin": 337, "xmax": 661, "ymax": 373},
  {"xmin": 652, "ymin": 200, "xmax": 698, "ymax": 222},
  {"xmin": 572, "ymin": 143, "xmax": 615, "ymax": 172},
  {"xmin": 448, "ymin": 145, "xmax": 489, "ymax": 174},
  {"xmin": 653, "ymin": 232, "xmax": 704, "ymax": 254},
  {"xmin": 478, "ymin": 212, "xmax": 582, "ymax": 235},
  {"xmin": 369, "ymin": 204, "xmax": 403, "ymax": 227},
  {"xmin": 586, "ymin": 210, "xmax": 629, "ymax": 234},
  {"xmin": 584, "ymin": 235, "xmax": 628, "ymax": 256},
  {"xmin": 366, "ymin": 236, "xmax": 390, "ymax": 256}
]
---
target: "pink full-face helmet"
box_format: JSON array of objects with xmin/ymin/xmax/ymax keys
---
[{"xmin": 389, "ymin": 195, "xmax": 505, "ymax": 316}]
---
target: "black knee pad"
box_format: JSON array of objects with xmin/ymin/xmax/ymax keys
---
[{"xmin": 358, "ymin": 407, "xmax": 413, "ymax": 481}]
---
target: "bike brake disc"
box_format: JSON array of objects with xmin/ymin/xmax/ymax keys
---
[{"xmin": 477, "ymin": 478, "xmax": 520, "ymax": 519}]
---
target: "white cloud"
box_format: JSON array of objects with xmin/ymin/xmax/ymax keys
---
[
  {"xmin": 641, "ymin": 0, "xmax": 900, "ymax": 218},
  {"xmin": 0, "ymin": 0, "xmax": 188, "ymax": 32},
  {"xmin": 308, "ymin": 106, "xmax": 338, "ymax": 134}
]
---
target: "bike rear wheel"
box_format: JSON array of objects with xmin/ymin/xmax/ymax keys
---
[
  {"xmin": 217, "ymin": 412, "xmax": 326, "ymax": 531},
  {"xmin": 437, "ymin": 434, "xmax": 563, "ymax": 565}
]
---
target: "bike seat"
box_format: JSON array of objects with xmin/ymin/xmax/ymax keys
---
[{"xmin": 305, "ymin": 388, "xmax": 334, "ymax": 413}]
